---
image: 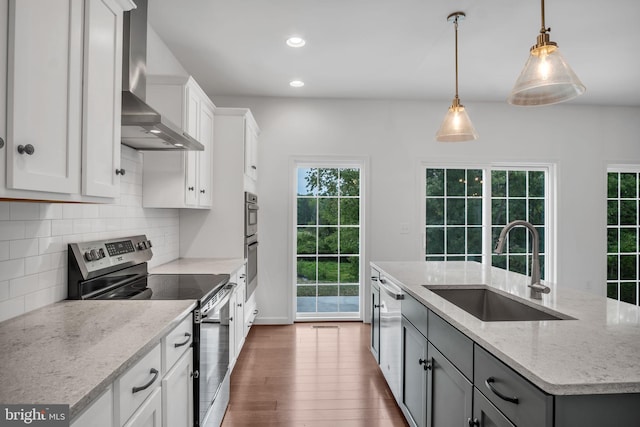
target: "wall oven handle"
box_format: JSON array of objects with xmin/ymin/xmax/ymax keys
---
[
  {"xmin": 201, "ymin": 283, "xmax": 237, "ymax": 318},
  {"xmin": 174, "ymin": 332, "xmax": 192, "ymax": 348},
  {"xmin": 132, "ymin": 368, "xmax": 159, "ymax": 394}
]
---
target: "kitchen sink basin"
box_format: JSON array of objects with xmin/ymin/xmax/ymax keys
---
[{"xmin": 424, "ymin": 286, "xmax": 573, "ymax": 322}]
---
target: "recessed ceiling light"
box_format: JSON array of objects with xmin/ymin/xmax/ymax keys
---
[
  {"xmin": 286, "ymin": 36, "xmax": 306, "ymax": 48},
  {"xmin": 289, "ymin": 80, "xmax": 305, "ymax": 88}
]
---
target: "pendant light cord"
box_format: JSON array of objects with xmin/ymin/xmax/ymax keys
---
[
  {"xmin": 454, "ymin": 15, "xmax": 459, "ymax": 100},
  {"xmin": 540, "ymin": 0, "xmax": 548, "ymax": 34}
]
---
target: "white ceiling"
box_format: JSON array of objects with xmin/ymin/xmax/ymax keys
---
[{"xmin": 148, "ymin": 0, "xmax": 640, "ymax": 107}]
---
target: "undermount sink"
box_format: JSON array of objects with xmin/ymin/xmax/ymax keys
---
[{"xmin": 424, "ymin": 286, "xmax": 574, "ymax": 322}]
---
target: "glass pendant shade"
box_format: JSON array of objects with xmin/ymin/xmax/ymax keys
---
[
  {"xmin": 508, "ymin": 44, "xmax": 585, "ymax": 106},
  {"xmin": 435, "ymin": 99, "xmax": 479, "ymax": 142}
]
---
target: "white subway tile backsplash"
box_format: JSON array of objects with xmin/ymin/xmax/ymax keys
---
[
  {"xmin": 9, "ymin": 274, "xmax": 40, "ymax": 298},
  {"xmin": 0, "ymin": 297, "xmax": 25, "ymax": 322},
  {"xmin": 0, "ymin": 259, "xmax": 25, "ymax": 282},
  {"xmin": 51, "ymin": 219, "xmax": 73, "ymax": 236},
  {"xmin": 0, "ymin": 204, "xmax": 9, "ymax": 220},
  {"xmin": 0, "ymin": 242, "xmax": 8, "ymax": 261},
  {"xmin": 10, "ymin": 239, "xmax": 39, "ymax": 259},
  {"xmin": 0, "ymin": 221, "xmax": 25, "ymax": 241},
  {"xmin": 24, "ymin": 220, "xmax": 51, "ymax": 239},
  {"xmin": 0, "ymin": 281, "xmax": 8, "ymax": 301},
  {"xmin": 10, "ymin": 202, "xmax": 41, "ymax": 221},
  {"xmin": 0, "ymin": 145, "xmax": 180, "ymax": 322},
  {"xmin": 40, "ymin": 204, "xmax": 63, "ymax": 220},
  {"xmin": 24, "ymin": 254, "xmax": 52, "ymax": 276}
]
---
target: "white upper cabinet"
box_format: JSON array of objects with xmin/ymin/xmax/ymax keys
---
[
  {"xmin": 244, "ymin": 116, "xmax": 259, "ymax": 183},
  {"xmin": 143, "ymin": 75, "xmax": 214, "ymax": 209},
  {"xmin": 6, "ymin": 0, "xmax": 84, "ymax": 194},
  {"xmin": 82, "ymin": 0, "xmax": 128, "ymax": 198},
  {"xmin": 0, "ymin": 0, "xmax": 134, "ymax": 201}
]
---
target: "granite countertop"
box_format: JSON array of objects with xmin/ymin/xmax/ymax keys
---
[
  {"xmin": 150, "ymin": 257, "xmax": 246, "ymax": 275},
  {"xmin": 0, "ymin": 300, "xmax": 195, "ymax": 419},
  {"xmin": 371, "ymin": 261, "xmax": 640, "ymax": 396}
]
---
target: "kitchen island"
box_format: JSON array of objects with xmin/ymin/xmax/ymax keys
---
[
  {"xmin": 0, "ymin": 299, "xmax": 195, "ymax": 421},
  {"xmin": 372, "ymin": 261, "xmax": 640, "ymax": 427}
]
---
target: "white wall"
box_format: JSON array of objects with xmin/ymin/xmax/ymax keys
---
[
  {"xmin": 213, "ymin": 95, "xmax": 640, "ymax": 324},
  {"xmin": 0, "ymin": 146, "xmax": 180, "ymax": 322}
]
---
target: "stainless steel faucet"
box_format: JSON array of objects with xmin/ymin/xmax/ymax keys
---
[{"xmin": 494, "ymin": 220, "xmax": 550, "ymax": 299}]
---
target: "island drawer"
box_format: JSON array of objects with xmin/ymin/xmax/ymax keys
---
[
  {"xmin": 474, "ymin": 345, "xmax": 553, "ymax": 427},
  {"xmin": 428, "ymin": 310, "xmax": 473, "ymax": 380},
  {"xmin": 162, "ymin": 313, "xmax": 193, "ymax": 373},
  {"xmin": 401, "ymin": 293, "xmax": 428, "ymax": 338}
]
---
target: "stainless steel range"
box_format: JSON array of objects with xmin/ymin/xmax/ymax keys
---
[{"xmin": 67, "ymin": 235, "xmax": 232, "ymax": 427}]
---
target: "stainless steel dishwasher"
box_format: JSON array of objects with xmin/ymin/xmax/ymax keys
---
[{"xmin": 379, "ymin": 275, "xmax": 404, "ymax": 403}]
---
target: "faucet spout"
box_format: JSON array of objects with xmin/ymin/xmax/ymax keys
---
[{"xmin": 494, "ymin": 220, "xmax": 549, "ymax": 299}]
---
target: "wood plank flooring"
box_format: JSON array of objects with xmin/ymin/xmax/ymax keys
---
[{"xmin": 222, "ymin": 322, "xmax": 409, "ymax": 427}]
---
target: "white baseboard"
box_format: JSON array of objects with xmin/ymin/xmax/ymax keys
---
[{"xmin": 252, "ymin": 316, "xmax": 291, "ymax": 325}]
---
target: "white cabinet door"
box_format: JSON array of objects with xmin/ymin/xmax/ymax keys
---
[
  {"xmin": 123, "ymin": 387, "xmax": 162, "ymax": 427},
  {"xmin": 234, "ymin": 279, "xmax": 245, "ymax": 358},
  {"xmin": 82, "ymin": 0, "xmax": 124, "ymax": 198},
  {"xmin": 244, "ymin": 118, "xmax": 259, "ymax": 182},
  {"xmin": 228, "ymin": 278, "xmax": 238, "ymax": 367},
  {"xmin": 71, "ymin": 386, "xmax": 113, "ymax": 427},
  {"xmin": 197, "ymin": 102, "xmax": 214, "ymax": 207},
  {"xmin": 161, "ymin": 349, "xmax": 193, "ymax": 427},
  {"xmin": 7, "ymin": 0, "xmax": 83, "ymax": 194}
]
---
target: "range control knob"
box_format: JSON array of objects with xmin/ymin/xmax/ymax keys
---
[
  {"xmin": 146, "ymin": 240, "xmax": 153, "ymax": 248},
  {"xmin": 136, "ymin": 241, "xmax": 147, "ymax": 250},
  {"xmin": 90, "ymin": 249, "xmax": 98, "ymax": 260},
  {"xmin": 84, "ymin": 251, "xmax": 93, "ymax": 262},
  {"xmin": 98, "ymin": 248, "xmax": 106, "ymax": 259}
]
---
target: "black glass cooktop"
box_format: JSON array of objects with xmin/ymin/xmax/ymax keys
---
[{"xmin": 90, "ymin": 274, "xmax": 229, "ymax": 301}]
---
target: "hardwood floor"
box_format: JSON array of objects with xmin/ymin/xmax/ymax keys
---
[{"xmin": 222, "ymin": 322, "xmax": 409, "ymax": 427}]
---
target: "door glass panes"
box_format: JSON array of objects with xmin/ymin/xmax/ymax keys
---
[
  {"xmin": 426, "ymin": 167, "xmax": 549, "ymax": 279},
  {"xmin": 426, "ymin": 168, "xmax": 483, "ymax": 263},
  {"xmin": 296, "ymin": 167, "xmax": 361, "ymax": 317},
  {"xmin": 491, "ymin": 170, "xmax": 546, "ymax": 278},
  {"xmin": 607, "ymin": 171, "xmax": 640, "ymax": 306}
]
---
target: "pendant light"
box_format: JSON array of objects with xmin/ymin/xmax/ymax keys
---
[
  {"xmin": 508, "ymin": 0, "xmax": 585, "ymax": 106},
  {"xmin": 436, "ymin": 12, "xmax": 478, "ymax": 143}
]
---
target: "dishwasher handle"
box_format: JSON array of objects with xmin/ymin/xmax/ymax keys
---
[{"xmin": 379, "ymin": 277, "xmax": 404, "ymax": 300}]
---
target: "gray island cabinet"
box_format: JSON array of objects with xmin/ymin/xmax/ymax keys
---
[{"xmin": 370, "ymin": 261, "xmax": 640, "ymax": 427}]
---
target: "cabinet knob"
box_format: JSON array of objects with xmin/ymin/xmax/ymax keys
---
[
  {"xmin": 188, "ymin": 186, "xmax": 195, "ymax": 191},
  {"xmin": 115, "ymin": 168, "xmax": 126, "ymax": 175},
  {"xmin": 251, "ymin": 165, "xmax": 257, "ymax": 170},
  {"xmin": 229, "ymin": 317, "xmax": 234, "ymax": 322},
  {"xmin": 200, "ymin": 189, "xmax": 206, "ymax": 194},
  {"xmin": 418, "ymin": 358, "xmax": 432, "ymax": 370},
  {"xmin": 467, "ymin": 418, "xmax": 480, "ymax": 427},
  {"xmin": 373, "ymin": 304, "xmax": 381, "ymax": 308},
  {"xmin": 237, "ymin": 303, "xmax": 242, "ymax": 307},
  {"xmin": 17, "ymin": 144, "xmax": 35, "ymax": 155},
  {"xmin": 0, "ymin": 137, "xmax": 4, "ymax": 149}
]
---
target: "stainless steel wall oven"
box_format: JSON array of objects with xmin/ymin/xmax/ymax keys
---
[{"xmin": 244, "ymin": 192, "xmax": 259, "ymax": 300}]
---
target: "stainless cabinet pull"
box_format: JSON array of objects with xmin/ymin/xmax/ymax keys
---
[
  {"xmin": 418, "ymin": 358, "xmax": 432, "ymax": 370},
  {"xmin": 115, "ymin": 168, "xmax": 126, "ymax": 175},
  {"xmin": 467, "ymin": 418, "xmax": 480, "ymax": 427},
  {"xmin": 251, "ymin": 165, "xmax": 257, "ymax": 170},
  {"xmin": 132, "ymin": 368, "xmax": 159, "ymax": 393},
  {"xmin": 17, "ymin": 144, "xmax": 34, "ymax": 155},
  {"xmin": 188, "ymin": 186, "xmax": 195, "ymax": 191},
  {"xmin": 485, "ymin": 377, "xmax": 519, "ymax": 404},
  {"xmin": 174, "ymin": 332, "xmax": 191, "ymax": 348},
  {"xmin": 200, "ymin": 189, "xmax": 205, "ymax": 194},
  {"xmin": 237, "ymin": 303, "xmax": 242, "ymax": 307}
]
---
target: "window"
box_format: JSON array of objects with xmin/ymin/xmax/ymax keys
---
[
  {"xmin": 607, "ymin": 168, "xmax": 640, "ymax": 306},
  {"xmin": 295, "ymin": 166, "xmax": 362, "ymax": 318},
  {"xmin": 425, "ymin": 166, "xmax": 551, "ymax": 279}
]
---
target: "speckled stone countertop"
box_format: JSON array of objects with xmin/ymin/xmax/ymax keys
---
[
  {"xmin": 0, "ymin": 300, "xmax": 195, "ymax": 419},
  {"xmin": 372, "ymin": 261, "xmax": 640, "ymax": 396},
  {"xmin": 149, "ymin": 257, "xmax": 246, "ymax": 275}
]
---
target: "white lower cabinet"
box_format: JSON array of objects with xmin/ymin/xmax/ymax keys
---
[
  {"xmin": 161, "ymin": 349, "xmax": 193, "ymax": 427},
  {"xmin": 124, "ymin": 387, "xmax": 162, "ymax": 427},
  {"xmin": 70, "ymin": 386, "xmax": 113, "ymax": 427},
  {"xmin": 229, "ymin": 263, "xmax": 249, "ymax": 371}
]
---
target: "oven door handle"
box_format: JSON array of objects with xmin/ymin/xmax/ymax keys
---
[
  {"xmin": 201, "ymin": 283, "xmax": 237, "ymax": 319},
  {"xmin": 247, "ymin": 205, "xmax": 259, "ymax": 211}
]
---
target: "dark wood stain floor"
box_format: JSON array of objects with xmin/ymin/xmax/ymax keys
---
[{"xmin": 221, "ymin": 322, "xmax": 409, "ymax": 427}]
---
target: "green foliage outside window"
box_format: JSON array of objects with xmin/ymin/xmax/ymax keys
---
[{"xmin": 607, "ymin": 171, "xmax": 640, "ymax": 306}]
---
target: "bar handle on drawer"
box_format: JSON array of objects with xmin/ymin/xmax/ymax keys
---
[
  {"xmin": 132, "ymin": 368, "xmax": 159, "ymax": 394},
  {"xmin": 174, "ymin": 332, "xmax": 192, "ymax": 348},
  {"xmin": 485, "ymin": 377, "xmax": 519, "ymax": 404}
]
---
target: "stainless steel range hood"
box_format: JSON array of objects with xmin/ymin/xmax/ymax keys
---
[{"xmin": 120, "ymin": 0, "xmax": 204, "ymax": 151}]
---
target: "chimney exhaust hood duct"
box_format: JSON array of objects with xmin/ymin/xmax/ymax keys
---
[{"xmin": 120, "ymin": 0, "xmax": 204, "ymax": 151}]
